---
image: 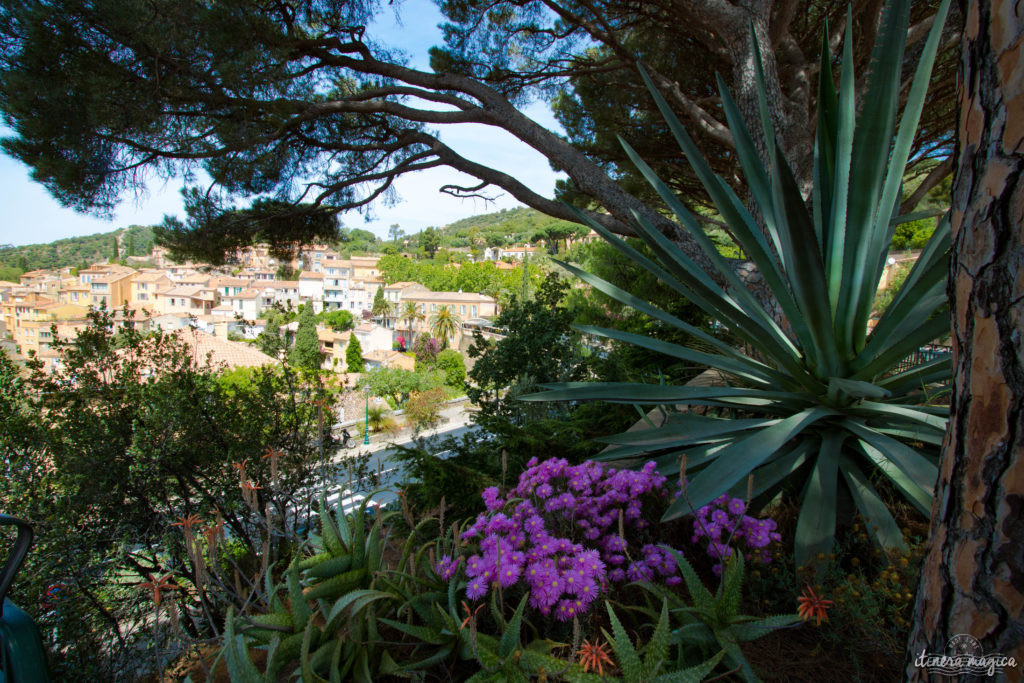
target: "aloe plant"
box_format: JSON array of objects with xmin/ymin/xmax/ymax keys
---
[
  {"xmin": 637, "ymin": 551, "xmax": 798, "ymax": 682},
  {"xmin": 525, "ymin": 0, "xmax": 952, "ymax": 567}
]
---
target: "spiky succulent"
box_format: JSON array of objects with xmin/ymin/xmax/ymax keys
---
[{"xmin": 526, "ymin": 0, "xmax": 952, "ymax": 566}]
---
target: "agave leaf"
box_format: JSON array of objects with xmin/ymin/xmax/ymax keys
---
[
  {"xmin": 523, "ymin": 382, "xmax": 807, "ymax": 406},
  {"xmin": 876, "ymin": 354, "xmax": 952, "ymax": 394},
  {"xmin": 794, "ymin": 432, "xmax": 843, "ymax": 568},
  {"xmin": 858, "ymin": 0, "xmax": 953, "ymax": 334},
  {"xmin": 827, "ymin": 378, "xmax": 891, "ymax": 401},
  {"xmin": 768, "ymin": 143, "xmax": 839, "ymax": 375},
  {"xmin": 553, "ymin": 257, "xmax": 761, "ymax": 367},
  {"xmin": 853, "ymin": 314, "xmax": 951, "ymax": 381},
  {"xmin": 842, "ymin": 420, "xmax": 937, "ymax": 493},
  {"xmin": 840, "ymin": 458, "xmax": 907, "ymax": 553},
  {"xmin": 826, "ymin": 12, "xmax": 857, "ymax": 317},
  {"xmin": 727, "ymin": 441, "xmax": 813, "ymax": 500},
  {"xmin": 853, "ymin": 440, "xmax": 933, "ymax": 515},
  {"xmin": 576, "ymin": 324, "xmax": 779, "ymax": 386},
  {"xmin": 852, "ymin": 401, "xmax": 947, "ymax": 431},
  {"xmin": 624, "ymin": 207, "xmax": 807, "ymax": 377},
  {"xmin": 668, "ymin": 407, "xmax": 834, "ymax": 515},
  {"xmin": 838, "ymin": 0, "xmax": 910, "ymax": 343},
  {"xmin": 597, "ymin": 414, "xmax": 774, "ymax": 446}
]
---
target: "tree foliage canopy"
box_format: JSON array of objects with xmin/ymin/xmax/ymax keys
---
[{"xmin": 0, "ymin": 0, "xmax": 957, "ymax": 276}]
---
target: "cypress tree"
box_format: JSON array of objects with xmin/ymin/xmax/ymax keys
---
[
  {"xmin": 289, "ymin": 304, "xmax": 322, "ymax": 370},
  {"xmin": 345, "ymin": 334, "xmax": 364, "ymax": 373},
  {"xmin": 259, "ymin": 310, "xmax": 283, "ymax": 358}
]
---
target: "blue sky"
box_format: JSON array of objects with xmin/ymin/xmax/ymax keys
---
[{"xmin": 0, "ymin": 0, "xmax": 566, "ymax": 247}]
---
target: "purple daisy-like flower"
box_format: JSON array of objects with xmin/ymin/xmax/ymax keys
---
[{"xmin": 466, "ymin": 577, "xmax": 487, "ymax": 600}]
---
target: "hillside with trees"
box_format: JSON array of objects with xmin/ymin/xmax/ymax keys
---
[{"xmin": 0, "ymin": 224, "xmax": 155, "ymax": 279}]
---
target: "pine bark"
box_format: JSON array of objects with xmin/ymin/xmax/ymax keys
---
[{"xmin": 905, "ymin": 0, "xmax": 1024, "ymax": 678}]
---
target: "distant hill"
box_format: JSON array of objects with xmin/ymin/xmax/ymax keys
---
[
  {"xmin": 436, "ymin": 206, "xmax": 583, "ymax": 248},
  {"xmin": 0, "ymin": 224, "xmax": 155, "ymax": 279}
]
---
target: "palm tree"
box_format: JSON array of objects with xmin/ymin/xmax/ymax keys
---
[
  {"xmin": 429, "ymin": 307, "xmax": 462, "ymax": 349},
  {"xmin": 400, "ymin": 300, "xmax": 424, "ymax": 345}
]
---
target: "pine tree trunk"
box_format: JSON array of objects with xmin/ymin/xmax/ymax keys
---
[{"xmin": 905, "ymin": 1, "xmax": 1024, "ymax": 679}]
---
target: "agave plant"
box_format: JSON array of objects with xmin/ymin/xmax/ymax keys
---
[{"xmin": 525, "ymin": 0, "xmax": 952, "ymax": 567}]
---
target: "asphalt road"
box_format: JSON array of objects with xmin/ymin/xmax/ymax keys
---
[{"xmin": 319, "ymin": 402, "xmax": 481, "ymax": 513}]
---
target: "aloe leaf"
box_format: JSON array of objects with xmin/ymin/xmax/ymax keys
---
[
  {"xmin": 668, "ymin": 407, "xmax": 834, "ymax": 515},
  {"xmin": 840, "ymin": 458, "xmax": 907, "ymax": 553},
  {"xmin": 666, "ymin": 547, "xmax": 714, "ymax": 613},
  {"xmin": 729, "ymin": 614, "xmax": 802, "ymax": 642},
  {"xmin": 605, "ymin": 602, "xmax": 644, "ymax": 681},
  {"xmin": 718, "ymin": 551, "xmax": 745, "ymax": 622},
  {"xmin": 644, "ymin": 599, "xmax": 671, "ymax": 678},
  {"xmin": 223, "ymin": 607, "xmax": 262, "ymax": 683},
  {"xmin": 794, "ymin": 432, "xmax": 843, "ymax": 568},
  {"xmin": 288, "ymin": 560, "xmax": 311, "ymax": 631},
  {"xmin": 650, "ymin": 650, "xmax": 725, "ymax": 683},
  {"xmin": 499, "ymin": 594, "xmax": 528, "ymax": 659}
]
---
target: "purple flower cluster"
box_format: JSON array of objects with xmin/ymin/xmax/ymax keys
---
[
  {"xmin": 691, "ymin": 494, "xmax": 781, "ymax": 574},
  {"xmin": 456, "ymin": 457, "xmax": 682, "ymax": 619},
  {"xmin": 434, "ymin": 554, "xmax": 461, "ymax": 581}
]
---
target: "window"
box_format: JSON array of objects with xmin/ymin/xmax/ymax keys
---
[
  {"xmin": 460, "ymin": 305, "xmax": 466, "ymax": 315},
  {"xmin": 431, "ymin": 304, "xmax": 436, "ymax": 312},
  {"xmin": 471, "ymin": 305, "xmax": 477, "ymax": 317}
]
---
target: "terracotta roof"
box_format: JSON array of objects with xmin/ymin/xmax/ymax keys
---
[
  {"xmin": 384, "ymin": 281, "xmax": 425, "ymax": 290},
  {"xmin": 226, "ymin": 288, "xmax": 262, "ymax": 300},
  {"xmin": 298, "ymin": 271, "xmax": 322, "ymax": 280},
  {"xmin": 173, "ymin": 329, "xmax": 281, "ymax": 368},
  {"xmin": 354, "ymin": 323, "xmax": 377, "ymax": 333},
  {"xmin": 134, "ymin": 271, "xmax": 170, "ymax": 283},
  {"xmin": 92, "ymin": 271, "xmax": 136, "ymax": 283},
  {"xmin": 494, "ymin": 261, "xmax": 516, "ymax": 270},
  {"xmin": 404, "ymin": 291, "xmax": 496, "ymax": 303},
  {"xmin": 161, "ymin": 285, "xmax": 205, "ymax": 297},
  {"xmin": 209, "ymin": 276, "xmax": 251, "ymax": 287}
]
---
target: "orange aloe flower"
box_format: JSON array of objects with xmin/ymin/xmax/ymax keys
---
[
  {"xmin": 171, "ymin": 514, "xmax": 203, "ymax": 532},
  {"xmin": 242, "ymin": 479, "xmax": 262, "ymax": 492},
  {"xmin": 459, "ymin": 600, "xmax": 484, "ymax": 631},
  {"xmin": 262, "ymin": 447, "xmax": 284, "ymax": 460},
  {"xmin": 578, "ymin": 639, "xmax": 614, "ymax": 676},
  {"xmin": 797, "ymin": 586, "xmax": 834, "ymax": 625},
  {"xmin": 139, "ymin": 573, "xmax": 179, "ymax": 607}
]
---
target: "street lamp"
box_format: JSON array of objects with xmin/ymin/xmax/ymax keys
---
[{"xmin": 363, "ymin": 385, "xmax": 371, "ymax": 445}]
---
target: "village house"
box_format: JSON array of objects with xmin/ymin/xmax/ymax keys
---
[
  {"xmin": 90, "ymin": 270, "xmax": 137, "ymax": 308},
  {"xmin": 131, "ymin": 271, "xmax": 173, "ymax": 306}
]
